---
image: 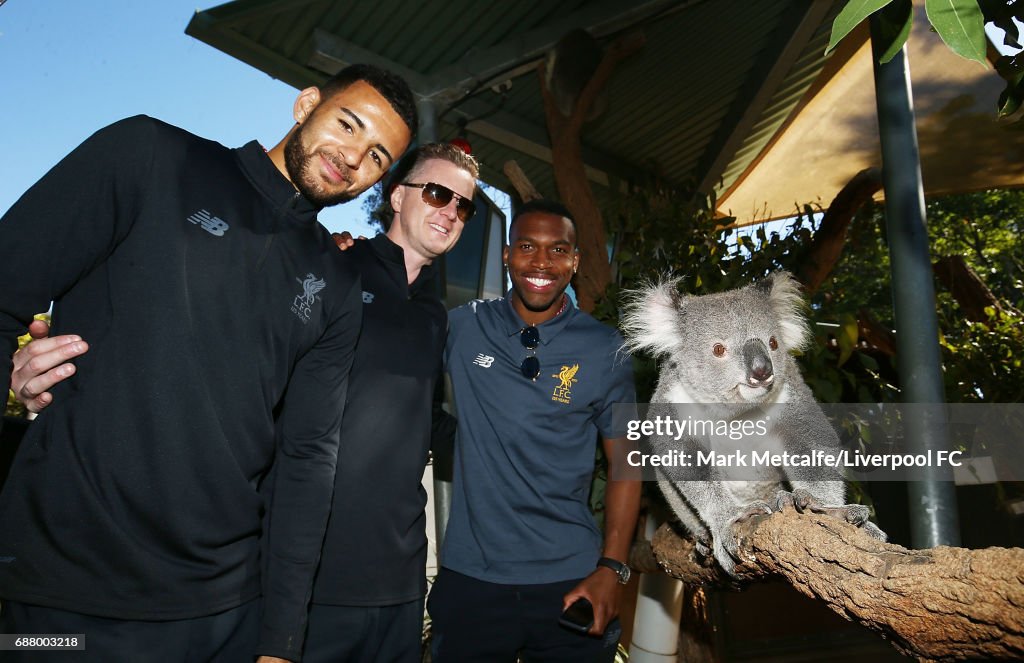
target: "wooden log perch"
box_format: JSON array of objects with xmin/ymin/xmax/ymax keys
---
[{"xmin": 652, "ymin": 510, "xmax": 1024, "ymax": 661}]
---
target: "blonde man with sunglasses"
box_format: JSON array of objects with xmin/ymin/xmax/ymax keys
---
[{"xmin": 300, "ymin": 142, "xmax": 478, "ymax": 663}]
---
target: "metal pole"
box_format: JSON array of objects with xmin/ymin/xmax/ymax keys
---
[
  {"xmin": 629, "ymin": 510, "xmax": 684, "ymax": 663},
  {"xmin": 869, "ymin": 16, "xmax": 960, "ymax": 548},
  {"xmin": 416, "ymin": 96, "xmax": 438, "ymax": 144}
]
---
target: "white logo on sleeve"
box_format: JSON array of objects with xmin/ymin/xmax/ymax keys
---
[
  {"xmin": 187, "ymin": 209, "xmax": 229, "ymax": 236},
  {"xmin": 473, "ymin": 354, "xmax": 495, "ymax": 368},
  {"xmin": 362, "ymin": 291, "xmax": 375, "ymax": 304}
]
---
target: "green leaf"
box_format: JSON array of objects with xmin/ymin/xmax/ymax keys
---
[
  {"xmin": 925, "ymin": 0, "xmax": 989, "ymax": 66},
  {"xmin": 858, "ymin": 352, "xmax": 880, "ymax": 371},
  {"xmin": 994, "ymin": 55, "xmax": 1024, "ymax": 86},
  {"xmin": 827, "ymin": 0, "xmax": 896, "ymax": 55},
  {"xmin": 837, "ymin": 313, "xmax": 860, "ymax": 367},
  {"xmin": 998, "ymin": 85, "xmax": 1022, "ymax": 117},
  {"xmin": 874, "ymin": 0, "xmax": 914, "ymax": 63}
]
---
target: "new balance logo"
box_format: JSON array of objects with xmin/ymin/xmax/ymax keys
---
[
  {"xmin": 187, "ymin": 209, "xmax": 229, "ymax": 236},
  {"xmin": 473, "ymin": 354, "xmax": 495, "ymax": 368},
  {"xmin": 362, "ymin": 291, "xmax": 375, "ymax": 304}
]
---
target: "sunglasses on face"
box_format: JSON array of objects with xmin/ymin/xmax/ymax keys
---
[
  {"xmin": 520, "ymin": 326, "xmax": 540, "ymax": 380},
  {"xmin": 400, "ymin": 182, "xmax": 477, "ymax": 223}
]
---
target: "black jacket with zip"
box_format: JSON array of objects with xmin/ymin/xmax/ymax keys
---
[
  {"xmin": 310, "ymin": 234, "xmax": 447, "ymax": 608},
  {"xmin": 0, "ymin": 115, "xmax": 362, "ymax": 661}
]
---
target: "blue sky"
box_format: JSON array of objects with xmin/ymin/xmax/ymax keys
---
[{"xmin": 0, "ymin": 0, "xmax": 377, "ymax": 236}]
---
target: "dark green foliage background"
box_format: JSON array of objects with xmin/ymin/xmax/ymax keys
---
[{"xmin": 593, "ymin": 184, "xmax": 1022, "ymax": 406}]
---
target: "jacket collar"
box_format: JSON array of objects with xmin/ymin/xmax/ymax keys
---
[
  {"xmin": 368, "ymin": 233, "xmax": 438, "ymax": 296},
  {"xmin": 233, "ymin": 140, "xmax": 320, "ymax": 225}
]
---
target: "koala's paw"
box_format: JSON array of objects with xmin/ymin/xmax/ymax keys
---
[
  {"xmin": 778, "ymin": 489, "xmax": 887, "ymax": 540},
  {"xmin": 732, "ymin": 500, "xmax": 776, "ymax": 522},
  {"xmin": 712, "ymin": 538, "xmax": 738, "ymax": 576},
  {"xmin": 860, "ymin": 520, "xmax": 888, "ymax": 542},
  {"xmin": 715, "ymin": 501, "xmax": 774, "ymax": 575}
]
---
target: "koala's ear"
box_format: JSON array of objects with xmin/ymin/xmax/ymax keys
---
[
  {"xmin": 766, "ymin": 271, "xmax": 810, "ymax": 351},
  {"xmin": 620, "ymin": 277, "xmax": 684, "ymax": 357}
]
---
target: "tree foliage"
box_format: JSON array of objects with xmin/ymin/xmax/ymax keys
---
[
  {"xmin": 927, "ymin": 189, "xmax": 1024, "ymax": 400},
  {"xmin": 360, "ymin": 181, "xmax": 391, "ymax": 235},
  {"xmin": 594, "ymin": 180, "xmax": 1023, "ymax": 408}
]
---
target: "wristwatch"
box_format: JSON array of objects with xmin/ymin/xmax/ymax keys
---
[{"xmin": 597, "ymin": 556, "xmax": 631, "ymax": 584}]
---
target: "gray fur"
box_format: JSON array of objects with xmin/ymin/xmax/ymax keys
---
[{"xmin": 621, "ymin": 272, "xmax": 886, "ymax": 575}]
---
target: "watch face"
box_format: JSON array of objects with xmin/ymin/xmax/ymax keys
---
[{"xmin": 618, "ymin": 565, "xmax": 631, "ymax": 584}]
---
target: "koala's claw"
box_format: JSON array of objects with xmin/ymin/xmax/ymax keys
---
[
  {"xmin": 733, "ymin": 500, "xmax": 775, "ymax": 522},
  {"xmin": 694, "ymin": 532, "xmax": 713, "ymax": 559},
  {"xmin": 777, "ymin": 489, "xmax": 887, "ymax": 540},
  {"xmin": 715, "ymin": 501, "xmax": 774, "ymax": 574}
]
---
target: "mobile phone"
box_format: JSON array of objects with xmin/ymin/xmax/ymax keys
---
[{"xmin": 558, "ymin": 597, "xmax": 594, "ymax": 634}]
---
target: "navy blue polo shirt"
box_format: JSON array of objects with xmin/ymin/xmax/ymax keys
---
[{"xmin": 442, "ymin": 294, "xmax": 636, "ymax": 584}]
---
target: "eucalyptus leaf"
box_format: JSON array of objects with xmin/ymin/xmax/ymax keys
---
[
  {"xmin": 826, "ymin": 0, "xmax": 896, "ymax": 55},
  {"xmin": 1003, "ymin": 19, "xmax": 1021, "ymax": 49},
  {"xmin": 925, "ymin": 0, "xmax": 989, "ymax": 66},
  {"xmin": 875, "ymin": 0, "xmax": 914, "ymax": 63},
  {"xmin": 994, "ymin": 54, "xmax": 1024, "ymax": 85},
  {"xmin": 997, "ymin": 85, "xmax": 1022, "ymax": 117},
  {"xmin": 977, "ymin": 0, "xmax": 1024, "ymax": 48},
  {"xmin": 837, "ymin": 314, "xmax": 860, "ymax": 367}
]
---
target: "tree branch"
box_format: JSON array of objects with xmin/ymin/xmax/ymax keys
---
[
  {"xmin": 568, "ymin": 31, "xmax": 645, "ymax": 133},
  {"xmin": 537, "ymin": 32, "xmax": 644, "ymax": 311},
  {"xmin": 652, "ymin": 510, "xmax": 1024, "ymax": 661},
  {"xmin": 798, "ymin": 167, "xmax": 883, "ymax": 295},
  {"xmin": 932, "ymin": 254, "xmax": 1009, "ymax": 323},
  {"xmin": 857, "ymin": 307, "xmax": 897, "ymax": 357},
  {"xmin": 502, "ymin": 160, "xmax": 543, "ymax": 203}
]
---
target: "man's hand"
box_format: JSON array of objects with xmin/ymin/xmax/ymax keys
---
[
  {"xmin": 562, "ymin": 567, "xmax": 623, "ymax": 636},
  {"xmin": 331, "ymin": 231, "xmax": 366, "ymax": 252},
  {"xmin": 11, "ymin": 320, "xmax": 88, "ymax": 413},
  {"xmin": 256, "ymin": 657, "xmax": 294, "ymax": 663}
]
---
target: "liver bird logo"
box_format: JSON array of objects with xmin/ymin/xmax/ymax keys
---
[
  {"xmin": 297, "ymin": 273, "xmax": 327, "ymax": 307},
  {"xmin": 554, "ymin": 364, "xmax": 580, "ymax": 391}
]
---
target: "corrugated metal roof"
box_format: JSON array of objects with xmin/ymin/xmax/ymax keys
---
[{"xmin": 186, "ymin": 0, "xmax": 842, "ymax": 218}]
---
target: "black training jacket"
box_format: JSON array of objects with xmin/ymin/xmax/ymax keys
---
[
  {"xmin": 311, "ymin": 234, "xmax": 447, "ymax": 607},
  {"xmin": 0, "ymin": 116, "xmax": 362, "ymax": 661}
]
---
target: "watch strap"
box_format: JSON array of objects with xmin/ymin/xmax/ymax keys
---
[{"xmin": 596, "ymin": 556, "xmax": 630, "ymax": 583}]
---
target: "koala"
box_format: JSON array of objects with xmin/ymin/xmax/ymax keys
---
[{"xmin": 620, "ymin": 271, "xmax": 886, "ymax": 575}]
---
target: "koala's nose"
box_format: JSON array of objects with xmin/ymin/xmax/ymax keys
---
[{"xmin": 743, "ymin": 338, "xmax": 775, "ymax": 387}]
